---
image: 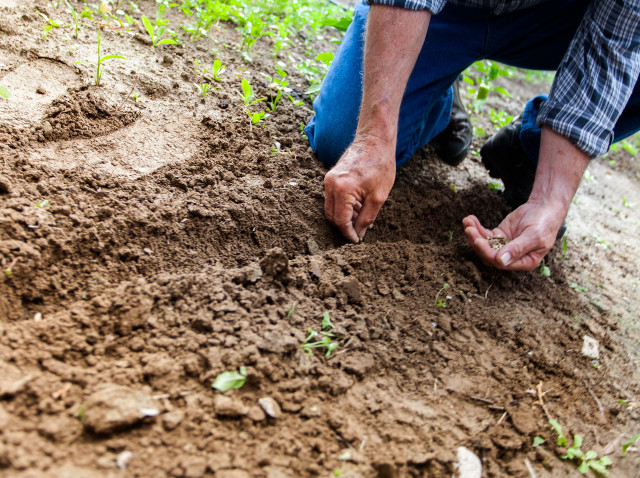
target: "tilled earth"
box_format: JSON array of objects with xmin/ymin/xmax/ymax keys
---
[{"xmin": 1, "ymin": 1, "xmax": 639, "ymax": 477}]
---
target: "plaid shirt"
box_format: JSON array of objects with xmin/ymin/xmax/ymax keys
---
[{"xmin": 366, "ymin": 0, "xmax": 640, "ymax": 158}]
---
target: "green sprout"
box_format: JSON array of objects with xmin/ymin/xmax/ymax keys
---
[
  {"xmin": 435, "ymin": 283, "xmax": 451, "ymax": 308},
  {"xmin": 549, "ymin": 419, "xmax": 567, "ymax": 447},
  {"xmin": 211, "ymin": 59, "xmax": 226, "ymax": 81},
  {"xmin": 36, "ymin": 199, "xmax": 50, "ymax": 209},
  {"xmin": 622, "ymin": 433, "xmax": 640, "ymax": 455},
  {"xmin": 73, "ymin": 403, "xmax": 87, "ymax": 423},
  {"xmin": 302, "ymin": 312, "xmax": 340, "ymax": 358},
  {"xmin": 532, "ymin": 436, "xmax": 545, "ymax": 447},
  {"xmin": 569, "ymin": 282, "xmax": 587, "ymax": 293},
  {"xmin": 262, "ymin": 66, "xmax": 294, "ymax": 111},
  {"xmin": 37, "ymin": 11, "xmax": 67, "ymax": 40},
  {"xmin": 286, "ymin": 302, "xmax": 296, "ymax": 318},
  {"xmin": 562, "ymin": 235, "xmax": 568, "ymax": 258},
  {"xmin": 212, "ymin": 366, "xmax": 247, "ymax": 392},
  {"xmin": 0, "ymin": 86, "xmax": 11, "ymax": 99},
  {"xmin": 238, "ymin": 78, "xmax": 266, "ymax": 127},
  {"xmin": 64, "ymin": 0, "xmax": 84, "ymax": 38},
  {"xmin": 4, "ymin": 258, "xmax": 17, "ymax": 277},
  {"xmin": 563, "ymin": 434, "xmax": 613, "ymax": 475},
  {"xmin": 141, "ymin": 14, "xmax": 176, "ymax": 47},
  {"xmin": 75, "ymin": 28, "xmax": 127, "ymax": 86},
  {"xmin": 538, "ymin": 259, "xmax": 550, "ymax": 277}
]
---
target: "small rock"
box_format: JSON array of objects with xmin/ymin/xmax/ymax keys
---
[
  {"xmin": 116, "ymin": 450, "xmax": 133, "ymax": 470},
  {"xmin": 309, "ymin": 258, "xmax": 322, "ymax": 278},
  {"xmin": 377, "ymin": 283, "xmax": 390, "ymax": 296},
  {"xmin": 162, "ymin": 409, "xmax": 184, "ymax": 431},
  {"xmin": 455, "ymin": 446, "xmax": 482, "ymax": 478},
  {"xmin": 392, "ymin": 289, "xmax": 405, "ymax": 301},
  {"xmin": 214, "ymin": 395, "xmax": 248, "ymax": 418},
  {"xmin": 306, "ymin": 239, "xmax": 321, "ymax": 255},
  {"xmin": 83, "ymin": 384, "xmax": 158, "ymax": 434},
  {"xmin": 36, "ymin": 86, "xmax": 46, "ymax": 95},
  {"xmin": 247, "ymin": 405, "xmax": 266, "ymax": 422},
  {"xmin": 300, "ymin": 404, "xmax": 321, "ymax": 418},
  {"xmin": 258, "ymin": 397, "xmax": 282, "ymax": 419},
  {"xmin": 0, "ymin": 360, "xmax": 32, "ymax": 397},
  {"xmin": 582, "ymin": 335, "xmax": 599, "ymax": 359},
  {"xmin": 0, "ymin": 175, "xmax": 12, "ymax": 194}
]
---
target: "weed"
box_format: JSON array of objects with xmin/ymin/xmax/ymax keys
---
[
  {"xmin": 0, "ymin": 86, "xmax": 11, "ymax": 99},
  {"xmin": 448, "ymin": 230, "xmax": 453, "ymax": 241},
  {"xmin": 538, "ymin": 259, "xmax": 550, "ymax": 277},
  {"xmin": 622, "ymin": 433, "xmax": 640, "ymax": 455},
  {"xmin": 435, "ymin": 282, "xmax": 451, "ymax": 308},
  {"xmin": 212, "ymin": 366, "xmax": 247, "ymax": 391},
  {"xmin": 141, "ymin": 14, "xmax": 176, "ymax": 47},
  {"xmin": 563, "ymin": 434, "xmax": 613, "ymax": 475},
  {"xmin": 37, "ymin": 11, "xmax": 67, "ymax": 40},
  {"xmin": 75, "ymin": 28, "xmax": 127, "ymax": 86},
  {"xmin": 302, "ymin": 311, "xmax": 340, "ymax": 358}
]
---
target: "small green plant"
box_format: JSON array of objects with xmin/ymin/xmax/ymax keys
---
[
  {"xmin": 435, "ymin": 283, "xmax": 451, "ymax": 308},
  {"xmin": 569, "ymin": 282, "xmax": 587, "ymax": 293},
  {"xmin": 538, "ymin": 259, "xmax": 550, "ymax": 277},
  {"xmin": 0, "ymin": 86, "xmax": 10, "ymax": 99},
  {"xmin": 488, "ymin": 181, "xmax": 504, "ymax": 192},
  {"xmin": 76, "ymin": 28, "xmax": 127, "ymax": 86},
  {"xmin": 64, "ymin": 0, "xmax": 84, "ymax": 38},
  {"xmin": 489, "ymin": 108, "xmax": 514, "ymax": 129},
  {"xmin": 4, "ymin": 258, "xmax": 17, "ymax": 277},
  {"xmin": 622, "ymin": 433, "xmax": 640, "ymax": 455},
  {"xmin": 462, "ymin": 60, "xmax": 511, "ymax": 111},
  {"xmin": 302, "ymin": 312, "xmax": 340, "ymax": 358},
  {"xmin": 37, "ymin": 11, "xmax": 67, "ymax": 40},
  {"xmin": 262, "ymin": 66, "xmax": 294, "ymax": 111},
  {"xmin": 563, "ymin": 434, "xmax": 613, "ymax": 475},
  {"xmin": 549, "ymin": 419, "xmax": 567, "ymax": 446},
  {"xmin": 141, "ymin": 14, "xmax": 176, "ymax": 47},
  {"xmin": 532, "ymin": 436, "xmax": 545, "ymax": 447},
  {"xmin": 238, "ymin": 78, "xmax": 267, "ymax": 126},
  {"xmin": 212, "ymin": 366, "xmax": 247, "ymax": 392},
  {"xmin": 211, "ymin": 59, "xmax": 226, "ymax": 81},
  {"xmin": 73, "ymin": 403, "xmax": 87, "ymax": 422},
  {"xmin": 562, "ymin": 235, "xmax": 568, "ymax": 258},
  {"xmin": 36, "ymin": 199, "xmax": 50, "ymax": 209},
  {"xmin": 287, "ymin": 302, "xmax": 296, "ymax": 318}
]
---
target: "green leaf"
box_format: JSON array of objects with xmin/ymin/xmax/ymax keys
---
[
  {"xmin": 461, "ymin": 76, "xmax": 474, "ymax": 86},
  {"xmin": 532, "ymin": 436, "xmax": 545, "ymax": 447},
  {"xmin": 0, "ymin": 86, "xmax": 11, "ymax": 99},
  {"xmin": 584, "ymin": 450, "xmax": 598, "ymax": 461},
  {"xmin": 476, "ymin": 84, "xmax": 490, "ymax": 100},
  {"xmin": 212, "ymin": 368, "xmax": 247, "ymax": 391},
  {"xmin": 100, "ymin": 55, "xmax": 127, "ymax": 61},
  {"xmin": 322, "ymin": 311, "xmax": 333, "ymax": 330},
  {"xmin": 141, "ymin": 15, "xmax": 154, "ymax": 40},
  {"xmin": 622, "ymin": 433, "xmax": 640, "ymax": 454},
  {"xmin": 241, "ymin": 78, "xmax": 253, "ymax": 103},
  {"xmin": 588, "ymin": 460, "xmax": 611, "ymax": 476},
  {"xmin": 305, "ymin": 81, "xmax": 321, "ymax": 95},
  {"xmin": 325, "ymin": 341, "xmax": 338, "ymax": 358},
  {"xmin": 577, "ymin": 461, "xmax": 590, "ymax": 474},
  {"xmin": 473, "ymin": 126, "xmax": 485, "ymax": 138},
  {"xmin": 321, "ymin": 15, "xmax": 353, "ymax": 32},
  {"xmin": 494, "ymin": 86, "xmax": 511, "ymax": 97},
  {"xmin": 156, "ymin": 39, "xmax": 176, "ymax": 45},
  {"xmin": 287, "ymin": 303, "xmax": 295, "ymax": 318},
  {"xmin": 315, "ymin": 52, "xmax": 334, "ymax": 65}
]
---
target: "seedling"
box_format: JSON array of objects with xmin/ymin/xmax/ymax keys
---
[
  {"xmin": 562, "ymin": 434, "xmax": 613, "ymax": 475},
  {"xmin": 238, "ymin": 78, "xmax": 267, "ymax": 127},
  {"xmin": 622, "ymin": 433, "xmax": 640, "ymax": 455},
  {"xmin": 435, "ymin": 282, "xmax": 451, "ymax": 308},
  {"xmin": 73, "ymin": 403, "xmax": 87, "ymax": 422},
  {"xmin": 538, "ymin": 259, "xmax": 550, "ymax": 277},
  {"xmin": 75, "ymin": 28, "xmax": 127, "ymax": 86},
  {"xmin": 462, "ymin": 60, "xmax": 511, "ymax": 111},
  {"xmin": 532, "ymin": 436, "xmax": 545, "ymax": 447},
  {"xmin": 37, "ymin": 11, "xmax": 67, "ymax": 40},
  {"xmin": 141, "ymin": 14, "xmax": 176, "ymax": 47},
  {"xmin": 212, "ymin": 366, "xmax": 247, "ymax": 392},
  {"xmin": 4, "ymin": 258, "xmax": 17, "ymax": 277},
  {"xmin": 36, "ymin": 199, "xmax": 50, "ymax": 209},
  {"xmin": 302, "ymin": 312, "xmax": 340, "ymax": 358},
  {"xmin": 562, "ymin": 236, "xmax": 568, "ymax": 258},
  {"xmin": 569, "ymin": 282, "xmax": 587, "ymax": 293},
  {"xmin": 261, "ymin": 66, "xmax": 293, "ymax": 111},
  {"xmin": 0, "ymin": 86, "xmax": 10, "ymax": 99},
  {"xmin": 549, "ymin": 419, "xmax": 567, "ymax": 447},
  {"xmin": 286, "ymin": 302, "xmax": 296, "ymax": 318},
  {"xmin": 488, "ymin": 181, "xmax": 503, "ymax": 192},
  {"xmin": 64, "ymin": 0, "xmax": 85, "ymax": 38},
  {"xmin": 211, "ymin": 59, "xmax": 226, "ymax": 81}
]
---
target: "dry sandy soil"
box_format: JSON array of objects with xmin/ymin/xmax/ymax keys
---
[{"xmin": 0, "ymin": 1, "xmax": 639, "ymax": 477}]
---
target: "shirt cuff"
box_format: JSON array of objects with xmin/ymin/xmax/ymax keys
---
[
  {"xmin": 536, "ymin": 99, "xmax": 611, "ymax": 159},
  {"xmin": 365, "ymin": 0, "xmax": 446, "ymax": 14}
]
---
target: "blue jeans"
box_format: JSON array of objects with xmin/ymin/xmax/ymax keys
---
[{"xmin": 305, "ymin": 1, "xmax": 640, "ymax": 168}]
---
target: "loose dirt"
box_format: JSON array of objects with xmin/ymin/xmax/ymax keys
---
[{"xmin": 1, "ymin": 1, "xmax": 639, "ymax": 477}]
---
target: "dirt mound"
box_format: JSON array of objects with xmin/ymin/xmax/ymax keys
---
[{"xmin": 0, "ymin": 1, "xmax": 639, "ymax": 477}]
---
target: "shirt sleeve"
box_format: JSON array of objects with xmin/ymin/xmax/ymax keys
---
[
  {"xmin": 537, "ymin": 0, "xmax": 640, "ymax": 158},
  {"xmin": 364, "ymin": 0, "xmax": 446, "ymax": 14}
]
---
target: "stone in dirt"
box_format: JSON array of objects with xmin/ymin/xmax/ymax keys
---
[
  {"xmin": 306, "ymin": 238, "xmax": 321, "ymax": 255},
  {"xmin": 582, "ymin": 335, "xmax": 600, "ymax": 359},
  {"xmin": 214, "ymin": 395, "xmax": 249, "ymax": 417},
  {"xmin": 162, "ymin": 409, "xmax": 185, "ymax": 431},
  {"xmin": 258, "ymin": 397, "xmax": 282, "ymax": 419},
  {"xmin": 83, "ymin": 384, "xmax": 159, "ymax": 434},
  {"xmin": 455, "ymin": 446, "xmax": 482, "ymax": 478}
]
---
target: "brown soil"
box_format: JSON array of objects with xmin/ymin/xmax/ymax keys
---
[{"xmin": 1, "ymin": 1, "xmax": 639, "ymax": 477}]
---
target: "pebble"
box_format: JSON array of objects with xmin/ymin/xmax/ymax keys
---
[
  {"xmin": 247, "ymin": 405, "xmax": 266, "ymax": 422},
  {"xmin": 258, "ymin": 397, "xmax": 281, "ymax": 419},
  {"xmin": 582, "ymin": 335, "xmax": 600, "ymax": 359},
  {"xmin": 162, "ymin": 409, "xmax": 185, "ymax": 431},
  {"xmin": 116, "ymin": 450, "xmax": 133, "ymax": 470},
  {"xmin": 306, "ymin": 239, "xmax": 321, "ymax": 255},
  {"xmin": 214, "ymin": 395, "xmax": 248, "ymax": 417},
  {"xmin": 455, "ymin": 446, "xmax": 482, "ymax": 478},
  {"xmin": 83, "ymin": 384, "xmax": 158, "ymax": 434}
]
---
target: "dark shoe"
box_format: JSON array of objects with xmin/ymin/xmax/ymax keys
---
[
  {"xmin": 480, "ymin": 116, "xmax": 566, "ymax": 239},
  {"xmin": 430, "ymin": 79, "xmax": 472, "ymax": 166}
]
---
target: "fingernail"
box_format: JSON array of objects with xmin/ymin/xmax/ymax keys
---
[{"xmin": 500, "ymin": 252, "xmax": 512, "ymax": 266}]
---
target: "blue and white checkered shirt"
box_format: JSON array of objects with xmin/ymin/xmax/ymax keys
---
[{"xmin": 366, "ymin": 0, "xmax": 640, "ymax": 158}]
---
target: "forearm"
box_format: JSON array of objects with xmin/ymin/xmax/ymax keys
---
[
  {"xmin": 529, "ymin": 126, "xmax": 590, "ymax": 218},
  {"xmin": 356, "ymin": 5, "xmax": 431, "ymax": 145}
]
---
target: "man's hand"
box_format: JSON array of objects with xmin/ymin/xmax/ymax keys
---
[
  {"xmin": 463, "ymin": 200, "xmax": 565, "ymax": 270},
  {"xmin": 323, "ymin": 5, "xmax": 430, "ymax": 243},
  {"xmin": 324, "ymin": 137, "xmax": 396, "ymax": 243},
  {"xmin": 464, "ymin": 126, "xmax": 590, "ymax": 270}
]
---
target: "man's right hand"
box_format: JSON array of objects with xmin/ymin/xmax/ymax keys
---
[{"xmin": 324, "ymin": 136, "xmax": 396, "ymax": 243}]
